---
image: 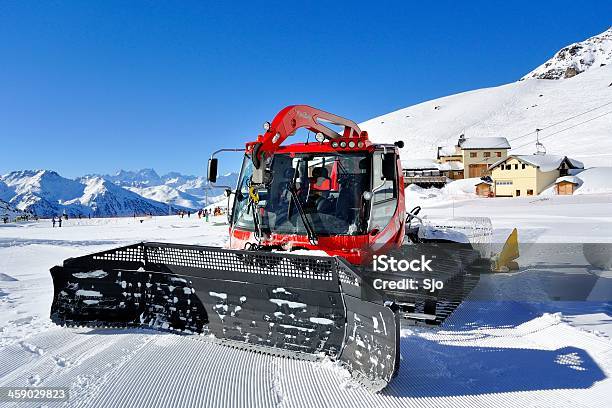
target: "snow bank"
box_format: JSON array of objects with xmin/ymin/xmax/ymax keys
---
[
  {"xmin": 441, "ymin": 178, "xmax": 482, "ymax": 197},
  {"xmin": 574, "ymin": 167, "xmax": 612, "ymax": 195}
]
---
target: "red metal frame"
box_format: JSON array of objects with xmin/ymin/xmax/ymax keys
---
[
  {"xmin": 246, "ymin": 105, "xmax": 368, "ymax": 161},
  {"xmin": 231, "ymin": 105, "xmax": 405, "ymax": 265}
]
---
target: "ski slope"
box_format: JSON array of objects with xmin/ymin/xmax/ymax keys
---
[
  {"xmin": 0, "ymin": 196, "xmax": 610, "ymax": 407},
  {"xmin": 361, "ymin": 64, "xmax": 612, "ymax": 168}
]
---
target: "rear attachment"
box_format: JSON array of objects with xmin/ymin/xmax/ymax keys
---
[
  {"xmin": 358, "ymin": 242, "xmax": 487, "ymax": 326},
  {"xmin": 50, "ymin": 242, "xmax": 399, "ymax": 392}
]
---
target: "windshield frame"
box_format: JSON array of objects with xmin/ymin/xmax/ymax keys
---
[{"xmin": 231, "ymin": 151, "xmax": 371, "ymax": 237}]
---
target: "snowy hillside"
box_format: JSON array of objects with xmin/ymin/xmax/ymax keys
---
[
  {"xmin": 66, "ymin": 177, "xmax": 176, "ymax": 217},
  {"xmin": 0, "ymin": 199, "xmax": 26, "ymax": 220},
  {"xmin": 93, "ymin": 169, "xmax": 238, "ymax": 208},
  {"xmin": 126, "ymin": 184, "xmax": 205, "ymax": 210},
  {"xmin": 0, "ymin": 170, "xmax": 182, "ymax": 217},
  {"xmin": 522, "ymin": 27, "xmax": 612, "ymax": 80},
  {"xmin": 360, "ymin": 30, "xmax": 612, "ymax": 168}
]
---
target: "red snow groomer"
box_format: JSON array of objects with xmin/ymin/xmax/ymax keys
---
[
  {"xmin": 50, "ymin": 106, "xmax": 489, "ymax": 392},
  {"xmin": 217, "ymin": 105, "xmax": 406, "ymax": 265}
]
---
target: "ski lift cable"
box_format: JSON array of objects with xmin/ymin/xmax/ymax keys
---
[
  {"xmin": 507, "ymin": 100, "xmax": 612, "ymax": 143},
  {"xmin": 509, "ymin": 109, "xmax": 612, "ymax": 152},
  {"xmin": 463, "ymin": 99, "xmax": 612, "ymax": 152}
]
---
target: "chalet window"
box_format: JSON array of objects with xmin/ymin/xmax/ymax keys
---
[
  {"xmin": 470, "ymin": 152, "xmax": 477, "ymax": 158},
  {"xmin": 516, "ymin": 190, "xmax": 521, "ymax": 196},
  {"xmin": 527, "ymin": 189, "xmax": 533, "ymax": 195},
  {"xmin": 484, "ymin": 152, "xmax": 491, "ymax": 158},
  {"xmin": 514, "ymin": 164, "xmax": 518, "ymax": 170},
  {"xmin": 522, "ymin": 164, "xmax": 526, "ymax": 169},
  {"xmin": 506, "ymin": 165, "xmax": 512, "ymax": 170},
  {"xmin": 496, "ymin": 152, "xmax": 502, "ymax": 157}
]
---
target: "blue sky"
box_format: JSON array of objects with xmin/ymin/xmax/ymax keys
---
[{"xmin": 0, "ymin": 1, "xmax": 610, "ymax": 177}]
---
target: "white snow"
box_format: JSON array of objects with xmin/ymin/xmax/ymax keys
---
[
  {"xmin": 460, "ymin": 137, "xmax": 510, "ymax": 149},
  {"xmin": 0, "ymin": 209, "xmax": 610, "ymax": 407},
  {"xmin": 75, "ymin": 289, "xmax": 103, "ymax": 297},
  {"xmin": 574, "ymin": 167, "xmax": 612, "ymax": 195},
  {"xmin": 269, "ymin": 299, "xmax": 307, "ymax": 309},
  {"xmin": 522, "ymin": 27, "xmax": 612, "ymax": 80},
  {"xmin": 72, "ymin": 270, "xmax": 108, "ymax": 279},
  {"xmin": 360, "ymin": 65, "xmax": 612, "ymax": 168}
]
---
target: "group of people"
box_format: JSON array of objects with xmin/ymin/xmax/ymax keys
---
[
  {"xmin": 177, "ymin": 207, "xmax": 224, "ymax": 221},
  {"xmin": 51, "ymin": 215, "xmax": 63, "ymax": 227}
]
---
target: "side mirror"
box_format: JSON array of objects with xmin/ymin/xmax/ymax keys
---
[
  {"xmin": 207, "ymin": 158, "xmax": 218, "ymax": 183},
  {"xmin": 362, "ymin": 191, "xmax": 373, "ymax": 201},
  {"xmin": 394, "ymin": 140, "xmax": 404, "ymax": 149}
]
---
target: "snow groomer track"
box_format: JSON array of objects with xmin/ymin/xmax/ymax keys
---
[{"xmin": 0, "ymin": 300, "xmax": 609, "ymax": 408}]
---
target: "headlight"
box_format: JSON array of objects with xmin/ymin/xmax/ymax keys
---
[
  {"xmin": 315, "ymin": 132, "xmax": 325, "ymax": 142},
  {"xmin": 263, "ymin": 121, "xmax": 271, "ymax": 131},
  {"xmin": 340, "ymin": 141, "xmax": 347, "ymax": 148},
  {"xmin": 357, "ymin": 141, "xmax": 364, "ymax": 148},
  {"xmin": 331, "ymin": 141, "xmax": 339, "ymax": 148},
  {"xmin": 348, "ymin": 141, "xmax": 356, "ymax": 148}
]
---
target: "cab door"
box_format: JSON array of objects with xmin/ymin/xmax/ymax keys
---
[{"xmin": 368, "ymin": 149, "xmax": 402, "ymax": 252}]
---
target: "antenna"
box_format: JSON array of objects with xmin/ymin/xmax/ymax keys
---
[{"xmin": 534, "ymin": 128, "xmax": 546, "ymax": 155}]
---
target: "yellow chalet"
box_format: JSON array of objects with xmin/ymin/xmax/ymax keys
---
[
  {"xmin": 438, "ymin": 135, "xmax": 510, "ymax": 179},
  {"xmin": 488, "ymin": 154, "xmax": 584, "ymax": 197}
]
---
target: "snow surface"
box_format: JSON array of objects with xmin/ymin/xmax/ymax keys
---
[
  {"xmin": 459, "ymin": 137, "xmax": 510, "ymax": 149},
  {"xmin": 360, "ymin": 64, "xmax": 612, "ymax": 168},
  {"xmin": 0, "ymin": 199, "xmax": 610, "ymax": 407},
  {"xmin": 574, "ymin": 167, "xmax": 612, "ymax": 195}
]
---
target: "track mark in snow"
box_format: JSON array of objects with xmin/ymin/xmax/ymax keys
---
[
  {"xmin": 556, "ymin": 352, "xmax": 587, "ymax": 371},
  {"xmin": 20, "ymin": 341, "xmax": 44, "ymax": 356},
  {"xmin": 27, "ymin": 374, "xmax": 41, "ymax": 386},
  {"xmin": 66, "ymin": 333, "xmax": 156, "ymax": 407},
  {"xmin": 53, "ymin": 355, "xmax": 72, "ymax": 368},
  {"xmin": 271, "ymin": 358, "xmax": 285, "ymax": 408}
]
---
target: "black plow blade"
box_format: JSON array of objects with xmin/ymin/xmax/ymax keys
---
[{"xmin": 50, "ymin": 242, "xmax": 399, "ymax": 392}]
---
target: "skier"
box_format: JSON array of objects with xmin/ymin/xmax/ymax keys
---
[
  {"xmin": 52, "ymin": 216, "xmax": 56, "ymax": 228},
  {"xmin": 205, "ymin": 209, "xmax": 209, "ymax": 222},
  {"xmin": 58, "ymin": 217, "xmax": 62, "ymax": 227},
  {"xmin": 187, "ymin": 210, "xmax": 191, "ymax": 218}
]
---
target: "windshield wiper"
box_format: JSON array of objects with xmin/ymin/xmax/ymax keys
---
[{"xmin": 287, "ymin": 166, "xmax": 318, "ymax": 246}]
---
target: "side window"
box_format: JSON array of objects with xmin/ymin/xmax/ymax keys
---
[
  {"xmin": 372, "ymin": 151, "xmax": 397, "ymax": 202},
  {"xmin": 370, "ymin": 151, "xmax": 398, "ymax": 230}
]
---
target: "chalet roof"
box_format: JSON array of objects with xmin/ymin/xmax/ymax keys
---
[
  {"xmin": 489, "ymin": 154, "xmax": 584, "ymax": 172},
  {"xmin": 402, "ymin": 159, "xmax": 464, "ymax": 171},
  {"xmin": 401, "ymin": 159, "xmax": 439, "ymax": 170},
  {"xmin": 555, "ymin": 176, "xmax": 582, "ymax": 185},
  {"xmin": 459, "ymin": 137, "xmax": 510, "ymax": 150}
]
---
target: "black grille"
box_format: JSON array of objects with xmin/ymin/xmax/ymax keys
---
[{"xmin": 92, "ymin": 243, "xmax": 343, "ymax": 281}]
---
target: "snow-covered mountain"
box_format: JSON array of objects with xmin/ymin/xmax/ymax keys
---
[
  {"xmin": 125, "ymin": 185, "xmax": 204, "ymax": 210},
  {"xmin": 522, "ymin": 27, "xmax": 612, "ymax": 80},
  {"xmin": 361, "ymin": 29, "xmax": 612, "ymax": 168},
  {"xmin": 93, "ymin": 169, "xmax": 239, "ymax": 209},
  {"xmin": 102, "ymin": 168, "xmax": 163, "ymax": 188},
  {"xmin": 0, "ymin": 199, "xmax": 26, "ymax": 220},
  {"xmin": 0, "ymin": 170, "xmax": 186, "ymax": 218}
]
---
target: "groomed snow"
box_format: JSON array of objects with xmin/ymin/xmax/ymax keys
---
[{"xmin": 0, "ymin": 204, "xmax": 610, "ymax": 407}]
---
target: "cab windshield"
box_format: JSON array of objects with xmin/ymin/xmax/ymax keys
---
[{"xmin": 232, "ymin": 152, "xmax": 370, "ymax": 236}]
